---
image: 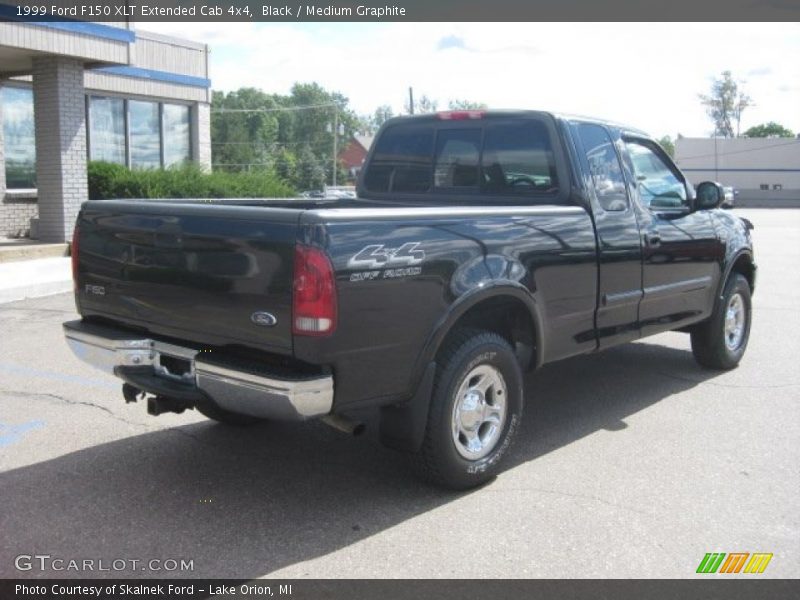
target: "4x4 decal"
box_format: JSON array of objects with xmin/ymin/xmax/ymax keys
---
[{"xmin": 347, "ymin": 242, "xmax": 425, "ymax": 269}]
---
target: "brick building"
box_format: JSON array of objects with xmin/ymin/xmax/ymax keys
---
[
  {"xmin": 0, "ymin": 18, "xmax": 212, "ymax": 241},
  {"xmin": 339, "ymin": 134, "xmax": 374, "ymax": 181}
]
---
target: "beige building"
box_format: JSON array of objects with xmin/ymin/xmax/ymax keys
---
[
  {"xmin": 675, "ymin": 137, "xmax": 800, "ymax": 204},
  {"xmin": 0, "ymin": 19, "xmax": 211, "ymax": 241}
]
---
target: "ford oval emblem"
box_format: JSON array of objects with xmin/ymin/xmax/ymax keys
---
[{"xmin": 251, "ymin": 311, "xmax": 278, "ymax": 327}]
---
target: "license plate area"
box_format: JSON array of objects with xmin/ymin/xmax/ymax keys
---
[{"xmin": 152, "ymin": 341, "xmax": 198, "ymax": 384}]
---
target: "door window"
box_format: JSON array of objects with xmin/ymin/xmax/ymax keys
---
[
  {"xmin": 577, "ymin": 123, "xmax": 628, "ymax": 211},
  {"xmin": 626, "ymin": 141, "xmax": 687, "ymax": 209}
]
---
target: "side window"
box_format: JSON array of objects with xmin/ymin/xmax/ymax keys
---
[
  {"xmin": 576, "ymin": 123, "xmax": 628, "ymax": 211},
  {"xmin": 434, "ymin": 128, "xmax": 481, "ymax": 189},
  {"xmin": 481, "ymin": 121, "xmax": 558, "ymax": 195},
  {"xmin": 364, "ymin": 125, "xmax": 434, "ymax": 193},
  {"xmin": 625, "ymin": 140, "xmax": 687, "ymax": 209}
]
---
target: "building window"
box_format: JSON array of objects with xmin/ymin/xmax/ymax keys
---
[
  {"xmin": 88, "ymin": 95, "xmax": 192, "ymax": 169},
  {"xmin": 1, "ymin": 86, "xmax": 36, "ymax": 189},
  {"xmin": 760, "ymin": 184, "xmax": 769, "ymax": 190},
  {"xmin": 773, "ymin": 184, "xmax": 783, "ymax": 191},
  {"xmin": 129, "ymin": 100, "xmax": 161, "ymax": 169},
  {"xmin": 162, "ymin": 104, "xmax": 191, "ymax": 166},
  {"xmin": 88, "ymin": 96, "xmax": 126, "ymax": 165}
]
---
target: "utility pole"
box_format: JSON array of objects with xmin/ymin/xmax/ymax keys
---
[
  {"xmin": 328, "ymin": 108, "xmax": 343, "ymax": 188},
  {"xmin": 408, "ymin": 87, "xmax": 415, "ymax": 115},
  {"xmin": 332, "ymin": 108, "xmax": 338, "ymax": 188},
  {"xmin": 713, "ymin": 126, "xmax": 719, "ymax": 182}
]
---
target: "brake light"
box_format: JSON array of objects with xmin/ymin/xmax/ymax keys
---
[
  {"xmin": 436, "ymin": 110, "xmax": 485, "ymax": 120},
  {"xmin": 293, "ymin": 245, "xmax": 337, "ymax": 336},
  {"xmin": 71, "ymin": 225, "xmax": 80, "ymax": 291}
]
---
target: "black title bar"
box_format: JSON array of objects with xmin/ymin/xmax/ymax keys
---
[
  {"xmin": 2, "ymin": 579, "xmax": 800, "ymax": 600},
  {"xmin": 1, "ymin": 0, "xmax": 799, "ymax": 22}
]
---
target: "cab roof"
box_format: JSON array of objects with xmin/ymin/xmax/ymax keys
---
[{"xmin": 382, "ymin": 109, "xmax": 651, "ymax": 139}]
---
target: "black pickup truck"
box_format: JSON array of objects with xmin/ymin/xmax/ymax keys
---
[{"xmin": 64, "ymin": 110, "xmax": 756, "ymax": 489}]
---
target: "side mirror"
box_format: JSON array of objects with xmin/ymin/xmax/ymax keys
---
[{"xmin": 695, "ymin": 181, "xmax": 725, "ymax": 210}]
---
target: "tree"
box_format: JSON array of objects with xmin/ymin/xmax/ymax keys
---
[
  {"xmin": 658, "ymin": 135, "xmax": 675, "ymax": 158},
  {"xmin": 743, "ymin": 122, "xmax": 795, "ymax": 138},
  {"xmin": 405, "ymin": 93, "xmax": 438, "ymax": 114},
  {"xmin": 295, "ymin": 145, "xmax": 326, "ymax": 190},
  {"xmin": 211, "ymin": 82, "xmax": 361, "ymax": 190},
  {"xmin": 359, "ymin": 105, "xmax": 395, "ymax": 134},
  {"xmin": 417, "ymin": 95, "xmax": 438, "ymax": 113},
  {"xmin": 372, "ymin": 105, "xmax": 394, "ymax": 129},
  {"xmin": 210, "ymin": 88, "xmax": 280, "ymax": 171},
  {"xmin": 699, "ymin": 71, "xmax": 753, "ymax": 137},
  {"xmin": 448, "ymin": 99, "xmax": 488, "ymax": 110}
]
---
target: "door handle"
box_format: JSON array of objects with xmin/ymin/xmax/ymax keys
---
[{"xmin": 645, "ymin": 233, "xmax": 661, "ymax": 247}]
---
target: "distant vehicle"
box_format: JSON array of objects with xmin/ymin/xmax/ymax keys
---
[
  {"xmin": 301, "ymin": 189, "xmax": 355, "ymax": 200},
  {"xmin": 722, "ymin": 186, "xmax": 737, "ymax": 208},
  {"xmin": 325, "ymin": 186, "xmax": 357, "ymax": 199}
]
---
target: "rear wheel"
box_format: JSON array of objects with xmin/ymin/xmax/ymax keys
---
[
  {"xmin": 691, "ymin": 273, "xmax": 752, "ymax": 370},
  {"xmin": 417, "ymin": 329, "xmax": 523, "ymax": 490},
  {"xmin": 195, "ymin": 399, "xmax": 263, "ymax": 426}
]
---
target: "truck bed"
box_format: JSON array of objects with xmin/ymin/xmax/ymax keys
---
[{"xmin": 76, "ymin": 199, "xmax": 307, "ymax": 355}]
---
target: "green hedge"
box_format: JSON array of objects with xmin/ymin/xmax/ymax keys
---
[{"xmin": 87, "ymin": 161, "xmax": 295, "ymax": 200}]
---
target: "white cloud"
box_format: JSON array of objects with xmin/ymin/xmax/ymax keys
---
[{"xmin": 142, "ymin": 22, "xmax": 800, "ymax": 138}]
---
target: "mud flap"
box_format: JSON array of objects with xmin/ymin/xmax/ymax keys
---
[{"xmin": 378, "ymin": 362, "xmax": 436, "ymax": 453}]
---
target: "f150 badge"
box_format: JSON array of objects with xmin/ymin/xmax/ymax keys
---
[{"xmin": 348, "ymin": 242, "xmax": 425, "ymax": 282}]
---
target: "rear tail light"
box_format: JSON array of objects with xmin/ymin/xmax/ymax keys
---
[
  {"xmin": 293, "ymin": 245, "xmax": 337, "ymax": 336},
  {"xmin": 71, "ymin": 225, "xmax": 80, "ymax": 291},
  {"xmin": 436, "ymin": 110, "xmax": 485, "ymax": 120}
]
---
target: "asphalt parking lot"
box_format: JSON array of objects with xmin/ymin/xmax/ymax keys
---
[{"xmin": 1, "ymin": 208, "xmax": 797, "ymax": 579}]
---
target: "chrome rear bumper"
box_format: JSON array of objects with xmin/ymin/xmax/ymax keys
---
[{"xmin": 63, "ymin": 320, "xmax": 333, "ymax": 420}]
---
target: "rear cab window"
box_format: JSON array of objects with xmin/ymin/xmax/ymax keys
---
[
  {"xmin": 434, "ymin": 129, "xmax": 481, "ymax": 189},
  {"xmin": 363, "ymin": 125, "xmax": 434, "ymax": 193},
  {"xmin": 362, "ymin": 113, "xmax": 565, "ymax": 203}
]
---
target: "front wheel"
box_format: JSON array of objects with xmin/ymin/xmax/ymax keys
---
[
  {"xmin": 417, "ymin": 330, "xmax": 523, "ymax": 490},
  {"xmin": 691, "ymin": 273, "xmax": 752, "ymax": 370}
]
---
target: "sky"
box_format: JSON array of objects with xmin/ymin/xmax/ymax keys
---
[{"xmin": 143, "ymin": 22, "xmax": 800, "ymax": 139}]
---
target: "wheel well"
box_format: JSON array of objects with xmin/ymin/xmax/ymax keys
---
[
  {"xmin": 731, "ymin": 254, "xmax": 755, "ymax": 293},
  {"xmin": 438, "ymin": 296, "xmax": 537, "ymax": 371}
]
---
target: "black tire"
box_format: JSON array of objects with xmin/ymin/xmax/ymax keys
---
[
  {"xmin": 195, "ymin": 398, "xmax": 263, "ymax": 426},
  {"xmin": 691, "ymin": 273, "xmax": 752, "ymax": 370},
  {"xmin": 417, "ymin": 329, "xmax": 523, "ymax": 490}
]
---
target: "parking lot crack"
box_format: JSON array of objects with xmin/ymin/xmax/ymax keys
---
[
  {"xmin": 0, "ymin": 387, "xmax": 150, "ymax": 429},
  {"xmin": 648, "ymin": 369, "xmax": 798, "ymax": 389},
  {"xmin": 488, "ymin": 486, "xmax": 656, "ymax": 518}
]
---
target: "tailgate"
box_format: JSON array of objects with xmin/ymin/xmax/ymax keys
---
[{"xmin": 75, "ymin": 200, "xmax": 301, "ymax": 355}]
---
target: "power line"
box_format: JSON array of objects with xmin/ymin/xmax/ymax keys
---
[
  {"xmin": 211, "ymin": 140, "xmax": 341, "ymax": 147},
  {"xmin": 212, "ymin": 103, "xmax": 337, "ymax": 114},
  {"xmin": 213, "ymin": 159, "xmax": 335, "ymax": 167}
]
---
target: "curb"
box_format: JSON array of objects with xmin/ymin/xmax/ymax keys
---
[
  {"xmin": 735, "ymin": 198, "xmax": 800, "ymax": 209},
  {"xmin": 0, "ymin": 242, "xmax": 69, "ymax": 264},
  {"xmin": 0, "ymin": 257, "xmax": 72, "ymax": 304}
]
